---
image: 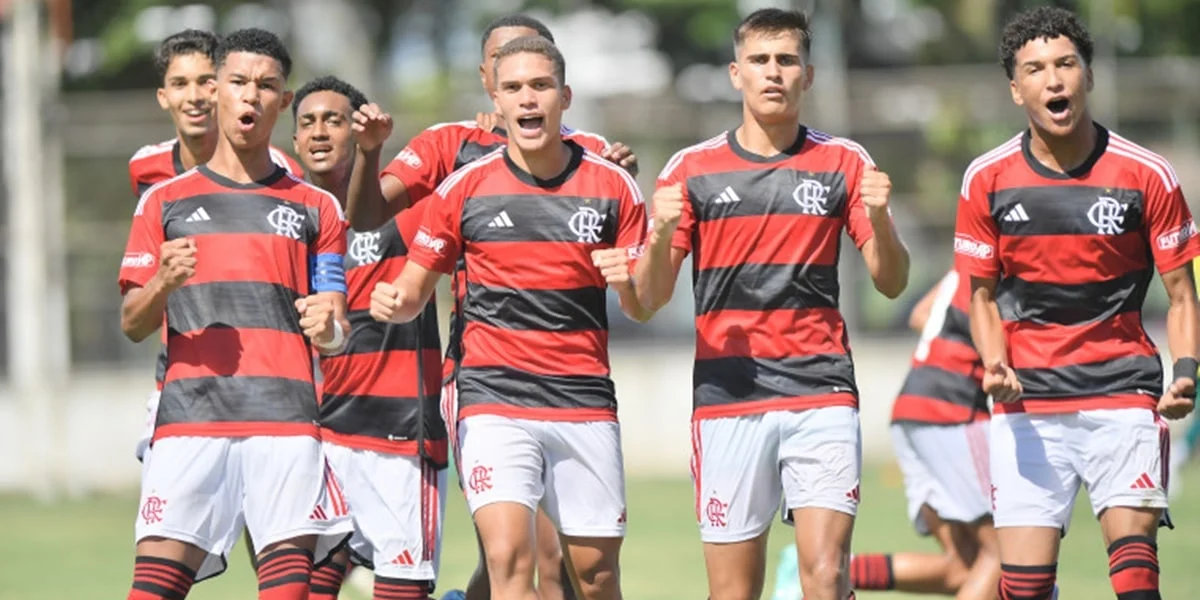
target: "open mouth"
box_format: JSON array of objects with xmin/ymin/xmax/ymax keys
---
[
  {"xmin": 238, "ymin": 114, "xmax": 256, "ymax": 127},
  {"xmin": 517, "ymin": 116, "xmax": 544, "ymax": 132},
  {"xmin": 1046, "ymin": 98, "xmax": 1070, "ymax": 117},
  {"xmin": 309, "ymin": 146, "xmax": 332, "ymax": 160}
]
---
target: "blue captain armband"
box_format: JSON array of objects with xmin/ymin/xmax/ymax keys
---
[{"xmin": 311, "ymin": 253, "xmax": 347, "ymax": 294}]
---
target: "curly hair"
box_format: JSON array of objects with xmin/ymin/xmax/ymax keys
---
[
  {"xmin": 216, "ymin": 28, "xmax": 292, "ymax": 80},
  {"xmin": 293, "ymin": 76, "xmax": 368, "ymax": 123},
  {"xmin": 999, "ymin": 6, "xmax": 1094, "ymax": 80}
]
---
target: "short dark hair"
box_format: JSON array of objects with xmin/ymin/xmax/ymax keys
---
[
  {"xmin": 494, "ymin": 36, "xmax": 566, "ymax": 87},
  {"xmin": 734, "ymin": 8, "xmax": 813, "ymax": 60},
  {"xmin": 480, "ymin": 14, "xmax": 555, "ymax": 54},
  {"xmin": 999, "ymin": 6, "xmax": 1094, "ymax": 79},
  {"xmin": 153, "ymin": 29, "xmax": 218, "ymax": 79},
  {"xmin": 293, "ymin": 76, "xmax": 369, "ymax": 123},
  {"xmin": 215, "ymin": 28, "xmax": 292, "ymax": 80}
]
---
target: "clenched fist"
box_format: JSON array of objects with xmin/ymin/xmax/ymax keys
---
[
  {"xmin": 860, "ymin": 167, "xmax": 893, "ymax": 219},
  {"xmin": 982, "ymin": 360, "xmax": 1022, "ymax": 404},
  {"xmin": 157, "ymin": 237, "xmax": 197, "ymax": 292},
  {"xmin": 592, "ymin": 248, "xmax": 632, "ymax": 286},
  {"xmin": 1159, "ymin": 377, "xmax": 1196, "ymax": 420},
  {"xmin": 295, "ymin": 295, "xmax": 337, "ymax": 347},
  {"xmin": 370, "ymin": 281, "xmax": 406, "ymax": 324},
  {"xmin": 652, "ymin": 183, "xmax": 686, "ymax": 239},
  {"xmin": 352, "ymin": 103, "xmax": 394, "ymax": 154}
]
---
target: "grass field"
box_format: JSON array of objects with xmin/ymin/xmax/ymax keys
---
[{"xmin": 3, "ymin": 463, "xmax": 1200, "ymax": 599}]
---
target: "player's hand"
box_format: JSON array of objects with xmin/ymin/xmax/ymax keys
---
[
  {"xmin": 369, "ymin": 281, "xmax": 406, "ymax": 324},
  {"xmin": 860, "ymin": 167, "xmax": 892, "ymax": 221},
  {"xmin": 475, "ymin": 110, "xmax": 502, "ymax": 132},
  {"xmin": 592, "ymin": 248, "xmax": 632, "ymax": 286},
  {"xmin": 157, "ymin": 237, "xmax": 197, "ymax": 292},
  {"xmin": 982, "ymin": 360, "xmax": 1022, "ymax": 404},
  {"xmin": 1159, "ymin": 377, "xmax": 1196, "ymax": 420},
  {"xmin": 601, "ymin": 142, "xmax": 639, "ymax": 175},
  {"xmin": 351, "ymin": 103, "xmax": 393, "ymax": 154},
  {"xmin": 295, "ymin": 295, "xmax": 336, "ymax": 346},
  {"xmin": 651, "ymin": 183, "xmax": 685, "ymax": 240}
]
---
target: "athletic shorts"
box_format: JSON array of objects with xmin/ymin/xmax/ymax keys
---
[
  {"xmin": 135, "ymin": 435, "xmax": 354, "ymax": 581},
  {"xmin": 690, "ymin": 406, "xmax": 862, "ymax": 543},
  {"xmin": 457, "ymin": 414, "xmax": 626, "ymax": 538},
  {"xmin": 991, "ymin": 408, "xmax": 1171, "ymax": 534},
  {"xmin": 323, "ymin": 443, "xmax": 446, "ymax": 581},
  {"xmin": 891, "ymin": 420, "xmax": 991, "ymax": 535},
  {"xmin": 134, "ymin": 389, "xmax": 159, "ymax": 463}
]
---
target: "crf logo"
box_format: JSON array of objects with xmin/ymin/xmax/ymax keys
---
[
  {"xmin": 267, "ymin": 205, "xmax": 305, "ymax": 240},
  {"xmin": 141, "ymin": 495, "xmax": 166, "ymax": 524},
  {"xmin": 349, "ymin": 231, "xmax": 383, "ymax": 265},
  {"xmin": 1087, "ymin": 195, "xmax": 1127, "ymax": 235},
  {"xmin": 792, "ymin": 178, "xmax": 830, "ymax": 215},
  {"xmin": 705, "ymin": 496, "xmax": 728, "ymax": 528},
  {"xmin": 568, "ymin": 206, "xmax": 606, "ymax": 244},
  {"xmin": 468, "ymin": 465, "xmax": 493, "ymax": 495}
]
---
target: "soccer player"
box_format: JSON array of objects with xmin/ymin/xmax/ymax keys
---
[
  {"xmin": 634, "ymin": 8, "xmax": 909, "ymax": 600},
  {"xmin": 953, "ymin": 7, "xmax": 1199, "ymax": 600},
  {"xmin": 369, "ymin": 36, "xmax": 647, "ymax": 600},
  {"xmin": 118, "ymin": 29, "xmax": 353, "ymax": 600},
  {"xmin": 129, "ymin": 28, "xmax": 303, "ymax": 467},
  {"xmin": 291, "ymin": 75, "xmax": 449, "ymax": 600},
  {"xmin": 348, "ymin": 14, "xmax": 637, "ymax": 600}
]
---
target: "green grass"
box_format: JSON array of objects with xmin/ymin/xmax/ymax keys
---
[{"xmin": 2, "ymin": 463, "xmax": 1200, "ymax": 599}]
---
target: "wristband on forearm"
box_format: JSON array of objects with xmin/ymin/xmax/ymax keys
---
[{"xmin": 1173, "ymin": 357, "xmax": 1199, "ymax": 398}]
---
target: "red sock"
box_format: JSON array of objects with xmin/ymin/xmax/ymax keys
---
[
  {"xmin": 128, "ymin": 556, "xmax": 196, "ymax": 600},
  {"xmin": 372, "ymin": 575, "xmax": 431, "ymax": 600},
  {"xmin": 308, "ymin": 559, "xmax": 347, "ymax": 600},
  {"xmin": 849, "ymin": 553, "xmax": 894, "ymax": 590},
  {"xmin": 257, "ymin": 547, "xmax": 313, "ymax": 600},
  {"xmin": 1108, "ymin": 536, "xmax": 1161, "ymax": 600},
  {"xmin": 998, "ymin": 563, "xmax": 1056, "ymax": 600}
]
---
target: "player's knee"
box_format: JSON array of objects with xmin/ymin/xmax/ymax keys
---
[
  {"xmin": 800, "ymin": 551, "xmax": 846, "ymax": 596},
  {"xmin": 569, "ymin": 552, "xmax": 619, "ymax": 598},
  {"xmin": 536, "ymin": 541, "xmax": 565, "ymax": 574},
  {"xmin": 481, "ymin": 536, "xmax": 535, "ymax": 579}
]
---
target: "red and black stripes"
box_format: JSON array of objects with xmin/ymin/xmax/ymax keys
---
[
  {"xmin": 998, "ymin": 563, "xmax": 1057, "ymax": 600},
  {"xmin": 256, "ymin": 547, "xmax": 313, "ymax": 600},
  {"xmin": 1108, "ymin": 536, "xmax": 1160, "ymax": 599},
  {"xmin": 128, "ymin": 556, "xmax": 196, "ymax": 600}
]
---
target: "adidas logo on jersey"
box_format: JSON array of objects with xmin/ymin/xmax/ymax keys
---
[
  {"xmin": 713, "ymin": 186, "xmax": 740, "ymax": 204},
  {"xmin": 488, "ymin": 211, "xmax": 515, "ymax": 228},
  {"xmin": 185, "ymin": 207, "xmax": 212, "ymax": 222},
  {"xmin": 1002, "ymin": 203, "xmax": 1030, "ymax": 222}
]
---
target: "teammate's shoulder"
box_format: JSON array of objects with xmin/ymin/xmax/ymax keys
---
[
  {"xmin": 804, "ymin": 128, "xmax": 875, "ymax": 166},
  {"xmin": 434, "ymin": 146, "xmax": 506, "ymax": 197},
  {"xmin": 268, "ymin": 146, "xmax": 302, "ymax": 174},
  {"xmin": 959, "ymin": 133, "xmax": 1024, "ymax": 196},
  {"xmin": 562, "ymin": 124, "xmax": 610, "ymax": 146},
  {"xmin": 1105, "ymin": 129, "xmax": 1181, "ymax": 192},
  {"xmin": 129, "ymin": 139, "xmax": 176, "ymax": 164},
  {"xmin": 658, "ymin": 132, "xmax": 730, "ymax": 180},
  {"xmin": 133, "ymin": 168, "xmax": 202, "ymax": 215},
  {"xmin": 580, "ymin": 147, "xmax": 643, "ymax": 203},
  {"xmin": 282, "ymin": 172, "xmax": 348, "ymax": 221},
  {"xmin": 419, "ymin": 119, "xmax": 479, "ymax": 137}
]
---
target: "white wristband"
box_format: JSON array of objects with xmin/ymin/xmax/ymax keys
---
[{"xmin": 315, "ymin": 318, "xmax": 345, "ymax": 351}]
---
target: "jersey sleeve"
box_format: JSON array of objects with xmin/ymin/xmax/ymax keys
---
[
  {"xmin": 408, "ymin": 185, "xmax": 465, "ymax": 275},
  {"xmin": 1143, "ymin": 165, "xmax": 1200, "ymax": 273},
  {"xmin": 569, "ymin": 131, "xmax": 610, "ymax": 154},
  {"xmin": 613, "ymin": 170, "xmax": 648, "ymax": 262},
  {"xmin": 381, "ymin": 127, "xmax": 453, "ymax": 204},
  {"xmin": 842, "ymin": 149, "xmax": 879, "ymax": 249},
  {"xmin": 655, "ymin": 155, "xmax": 696, "ymax": 256},
  {"xmin": 127, "ymin": 165, "xmax": 142, "ymax": 199},
  {"xmin": 952, "ymin": 169, "xmax": 1001, "ymax": 279},
  {"xmin": 118, "ymin": 191, "xmax": 165, "ymax": 294}
]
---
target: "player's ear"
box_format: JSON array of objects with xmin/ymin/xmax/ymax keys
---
[
  {"xmin": 1009, "ymin": 78, "xmax": 1024, "ymax": 107},
  {"xmin": 281, "ymin": 89, "xmax": 294, "ymax": 110},
  {"xmin": 156, "ymin": 87, "xmax": 170, "ymax": 112},
  {"xmin": 802, "ymin": 63, "xmax": 815, "ymax": 92},
  {"xmin": 292, "ymin": 131, "xmax": 300, "ymax": 156},
  {"xmin": 1086, "ymin": 65, "xmax": 1094, "ymax": 92},
  {"xmin": 561, "ymin": 84, "xmax": 572, "ymax": 111},
  {"xmin": 728, "ymin": 60, "xmax": 743, "ymax": 91}
]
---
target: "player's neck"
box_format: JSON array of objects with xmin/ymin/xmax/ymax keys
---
[
  {"xmin": 310, "ymin": 168, "xmax": 349, "ymax": 206},
  {"xmin": 736, "ymin": 114, "xmax": 803, "ymax": 157},
  {"xmin": 1027, "ymin": 115, "xmax": 1097, "ymax": 174},
  {"xmin": 207, "ymin": 135, "xmax": 277, "ymax": 183},
  {"xmin": 176, "ymin": 129, "xmax": 217, "ymax": 170},
  {"xmin": 507, "ymin": 137, "xmax": 570, "ymax": 181}
]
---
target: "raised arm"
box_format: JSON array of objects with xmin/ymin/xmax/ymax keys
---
[{"xmin": 857, "ymin": 167, "xmax": 910, "ymax": 298}]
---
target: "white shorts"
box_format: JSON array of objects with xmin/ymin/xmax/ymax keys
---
[
  {"xmin": 691, "ymin": 407, "xmax": 862, "ymax": 543},
  {"xmin": 991, "ymin": 408, "xmax": 1171, "ymax": 534},
  {"xmin": 135, "ymin": 389, "xmax": 160, "ymax": 463},
  {"xmin": 323, "ymin": 443, "xmax": 447, "ymax": 581},
  {"xmin": 457, "ymin": 415, "xmax": 626, "ymax": 538},
  {"xmin": 891, "ymin": 420, "xmax": 992, "ymax": 535},
  {"xmin": 135, "ymin": 436, "xmax": 354, "ymax": 581}
]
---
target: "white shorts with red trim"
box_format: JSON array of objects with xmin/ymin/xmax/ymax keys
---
[
  {"xmin": 691, "ymin": 406, "xmax": 862, "ymax": 544},
  {"xmin": 891, "ymin": 420, "xmax": 992, "ymax": 536},
  {"xmin": 323, "ymin": 442, "xmax": 446, "ymax": 581},
  {"xmin": 991, "ymin": 408, "xmax": 1171, "ymax": 534},
  {"xmin": 135, "ymin": 435, "xmax": 353, "ymax": 581}
]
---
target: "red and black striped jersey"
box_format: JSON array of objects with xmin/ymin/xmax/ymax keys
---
[
  {"xmin": 407, "ymin": 141, "xmax": 647, "ymax": 422},
  {"xmin": 118, "ymin": 165, "xmax": 347, "ymax": 440},
  {"xmin": 656, "ymin": 126, "xmax": 882, "ymax": 420},
  {"xmin": 318, "ymin": 207, "xmax": 446, "ymax": 463},
  {"xmin": 953, "ymin": 124, "xmax": 1200, "ymax": 414},
  {"xmin": 128, "ymin": 138, "xmax": 304, "ymax": 390},
  {"xmin": 890, "ymin": 271, "xmax": 988, "ymax": 424},
  {"xmin": 380, "ymin": 120, "xmax": 611, "ymax": 383}
]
